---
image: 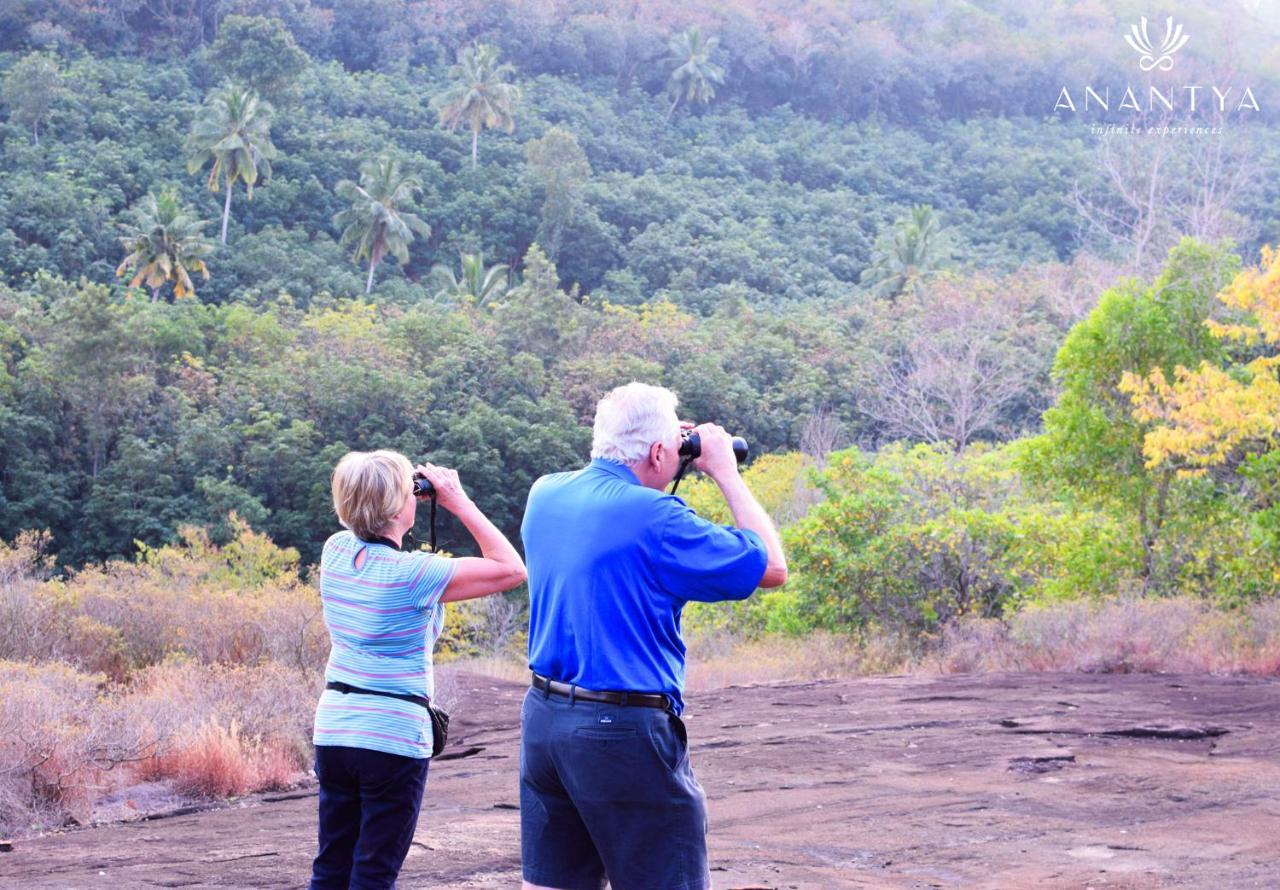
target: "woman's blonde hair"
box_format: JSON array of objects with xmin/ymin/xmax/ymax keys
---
[{"xmin": 331, "ymin": 450, "xmax": 414, "ymax": 541}]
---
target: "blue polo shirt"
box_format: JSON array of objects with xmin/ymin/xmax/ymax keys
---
[{"xmin": 521, "ymin": 458, "xmax": 769, "ymax": 714}]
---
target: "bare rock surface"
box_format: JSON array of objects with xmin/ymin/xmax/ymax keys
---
[{"xmin": 4, "ymin": 671, "xmax": 1279, "ymax": 888}]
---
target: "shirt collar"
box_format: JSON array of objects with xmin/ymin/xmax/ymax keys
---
[
  {"xmin": 358, "ymin": 532, "xmax": 410, "ymax": 551},
  {"xmin": 589, "ymin": 457, "xmax": 641, "ymax": 485}
]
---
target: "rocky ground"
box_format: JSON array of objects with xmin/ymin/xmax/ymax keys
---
[{"xmin": 4, "ymin": 671, "xmax": 1279, "ymax": 889}]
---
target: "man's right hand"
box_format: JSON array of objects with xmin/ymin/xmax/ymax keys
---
[
  {"xmin": 691, "ymin": 423, "xmax": 739, "ymax": 483},
  {"xmin": 689, "ymin": 424, "xmax": 788, "ymax": 588}
]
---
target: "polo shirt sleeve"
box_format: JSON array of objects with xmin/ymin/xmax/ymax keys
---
[
  {"xmin": 403, "ymin": 552, "xmax": 457, "ymax": 611},
  {"xmin": 653, "ymin": 499, "xmax": 769, "ymax": 603}
]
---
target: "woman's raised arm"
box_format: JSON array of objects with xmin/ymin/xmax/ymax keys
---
[{"xmin": 415, "ymin": 463, "xmax": 526, "ymax": 602}]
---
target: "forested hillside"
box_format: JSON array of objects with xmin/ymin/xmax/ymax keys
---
[{"xmin": 1, "ymin": 0, "xmax": 1277, "ymax": 589}]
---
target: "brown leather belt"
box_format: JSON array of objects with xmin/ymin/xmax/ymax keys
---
[{"xmin": 531, "ymin": 672, "xmax": 670, "ymax": 710}]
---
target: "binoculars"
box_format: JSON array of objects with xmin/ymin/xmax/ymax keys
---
[
  {"xmin": 679, "ymin": 431, "xmax": 748, "ymax": 464},
  {"xmin": 412, "ymin": 474, "xmax": 435, "ymax": 498}
]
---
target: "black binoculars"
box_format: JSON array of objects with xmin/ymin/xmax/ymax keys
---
[
  {"xmin": 412, "ymin": 474, "xmax": 435, "ymax": 498},
  {"xmin": 679, "ymin": 431, "xmax": 748, "ymax": 464}
]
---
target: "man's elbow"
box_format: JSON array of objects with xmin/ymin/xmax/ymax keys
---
[{"xmin": 759, "ymin": 563, "xmax": 788, "ymax": 589}]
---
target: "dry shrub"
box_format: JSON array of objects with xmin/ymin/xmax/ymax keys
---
[
  {"xmin": 2, "ymin": 523, "xmax": 329, "ymax": 681},
  {"xmin": 0, "ymin": 661, "xmax": 155, "ymax": 837},
  {"xmin": 0, "ymin": 530, "xmax": 61, "ymax": 663},
  {"xmin": 128, "ymin": 660, "xmax": 316, "ymax": 760},
  {"xmin": 0, "ymin": 525, "xmax": 323, "ymax": 827},
  {"xmin": 59, "ymin": 560, "xmax": 324, "ymax": 679},
  {"xmin": 127, "ymin": 660, "xmax": 313, "ymax": 799},
  {"xmin": 934, "ymin": 596, "xmax": 1280, "ymax": 676},
  {"xmin": 139, "ymin": 719, "xmax": 300, "ymax": 798}
]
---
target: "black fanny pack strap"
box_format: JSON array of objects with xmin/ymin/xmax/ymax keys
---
[{"xmin": 326, "ymin": 680, "xmax": 429, "ymax": 709}]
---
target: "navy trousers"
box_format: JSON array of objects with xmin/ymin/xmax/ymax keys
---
[
  {"xmin": 520, "ymin": 687, "xmax": 710, "ymax": 890},
  {"xmin": 309, "ymin": 745, "xmax": 430, "ymax": 890}
]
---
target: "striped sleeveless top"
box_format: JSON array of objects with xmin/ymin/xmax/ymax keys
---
[{"xmin": 313, "ymin": 530, "xmax": 455, "ymax": 759}]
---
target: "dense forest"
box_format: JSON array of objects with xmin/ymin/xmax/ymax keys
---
[{"xmin": 1, "ymin": 0, "xmax": 1278, "ymax": 617}]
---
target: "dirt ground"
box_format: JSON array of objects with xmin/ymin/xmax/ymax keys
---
[{"xmin": 4, "ymin": 671, "xmax": 1279, "ymax": 889}]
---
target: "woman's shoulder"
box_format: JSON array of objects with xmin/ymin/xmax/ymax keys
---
[
  {"xmin": 321, "ymin": 529, "xmax": 356, "ymax": 557},
  {"xmin": 392, "ymin": 547, "xmax": 450, "ymax": 572}
]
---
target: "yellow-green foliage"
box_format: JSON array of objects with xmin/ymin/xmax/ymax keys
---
[
  {"xmin": 784, "ymin": 442, "xmax": 1143, "ymax": 635},
  {"xmin": 434, "ymin": 593, "xmax": 528, "ymax": 662},
  {"xmin": 679, "ymin": 452, "xmax": 818, "ymax": 638},
  {"xmin": 678, "ymin": 451, "xmax": 818, "ymax": 527},
  {"xmin": 1122, "ymin": 245, "xmax": 1280, "ymax": 473}
]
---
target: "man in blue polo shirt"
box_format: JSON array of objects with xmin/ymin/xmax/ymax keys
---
[{"xmin": 519, "ymin": 382, "xmax": 788, "ymax": 890}]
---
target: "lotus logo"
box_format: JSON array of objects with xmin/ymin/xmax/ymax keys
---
[{"xmin": 1125, "ymin": 16, "xmax": 1189, "ymax": 72}]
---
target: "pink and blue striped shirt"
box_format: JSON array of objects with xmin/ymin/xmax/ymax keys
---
[{"xmin": 313, "ymin": 530, "xmax": 455, "ymax": 759}]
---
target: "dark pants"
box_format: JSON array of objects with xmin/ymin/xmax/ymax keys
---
[
  {"xmin": 520, "ymin": 687, "xmax": 710, "ymax": 890},
  {"xmin": 309, "ymin": 745, "xmax": 430, "ymax": 890}
]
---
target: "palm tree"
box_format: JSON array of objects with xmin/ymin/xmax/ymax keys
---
[
  {"xmin": 333, "ymin": 155, "xmax": 431, "ymax": 295},
  {"xmin": 664, "ymin": 26, "xmax": 725, "ymax": 123},
  {"xmin": 860, "ymin": 205, "xmax": 953, "ymax": 299},
  {"xmin": 115, "ymin": 188, "xmax": 214, "ymax": 301},
  {"xmin": 184, "ymin": 84, "xmax": 278, "ymax": 244},
  {"xmin": 432, "ymin": 44, "xmax": 522, "ymax": 169},
  {"xmin": 430, "ymin": 251, "xmax": 509, "ymax": 305}
]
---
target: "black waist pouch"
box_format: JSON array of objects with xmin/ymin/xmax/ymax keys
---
[
  {"xmin": 326, "ymin": 680, "xmax": 448, "ymax": 757},
  {"xmin": 427, "ymin": 704, "xmax": 449, "ymax": 757}
]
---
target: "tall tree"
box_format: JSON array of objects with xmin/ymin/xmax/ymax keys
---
[
  {"xmin": 184, "ymin": 84, "xmax": 278, "ymax": 245},
  {"xmin": 525, "ymin": 127, "xmax": 592, "ymax": 261},
  {"xmin": 1, "ymin": 53, "xmax": 62, "ymax": 146},
  {"xmin": 333, "ymin": 155, "xmax": 430, "ymax": 295},
  {"xmin": 664, "ymin": 26, "xmax": 725, "ymax": 123},
  {"xmin": 859, "ymin": 272, "xmax": 1048, "ymax": 450},
  {"xmin": 206, "ymin": 15, "xmax": 310, "ymax": 102},
  {"xmin": 1122, "ymin": 244, "xmax": 1280, "ymax": 573},
  {"xmin": 115, "ymin": 188, "xmax": 214, "ymax": 301},
  {"xmin": 433, "ymin": 43, "xmax": 521, "ymax": 169},
  {"xmin": 1021, "ymin": 239, "xmax": 1240, "ymax": 593},
  {"xmin": 430, "ymin": 252, "xmax": 509, "ymax": 305},
  {"xmin": 860, "ymin": 205, "xmax": 953, "ymax": 300}
]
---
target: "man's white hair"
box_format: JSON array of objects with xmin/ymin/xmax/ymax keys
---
[{"xmin": 591, "ymin": 382, "xmax": 680, "ymax": 464}]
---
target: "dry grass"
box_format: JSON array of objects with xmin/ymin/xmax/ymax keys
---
[
  {"xmin": 444, "ymin": 634, "xmax": 909, "ymax": 695},
  {"xmin": 931, "ymin": 596, "xmax": 1280, "ymax": 676},
  {"xmin": 679, "ymin": 597, "xmax": 1280, "ymax": 690},
  {"xmin": 449, "ymin": 596, "xmax": 1280, "ymax": 694},
  {"xmin": 685, "ymin": 631, "xmax": 911, "ymax": 691},
  {"xmin": 138, "ymin": 719, "xmax": 303, "ymax": 798}
]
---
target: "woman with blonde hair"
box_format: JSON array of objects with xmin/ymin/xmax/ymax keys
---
[{"xmin": 309, "ymin": 450, "xmax": 525, "ymax": 890}]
